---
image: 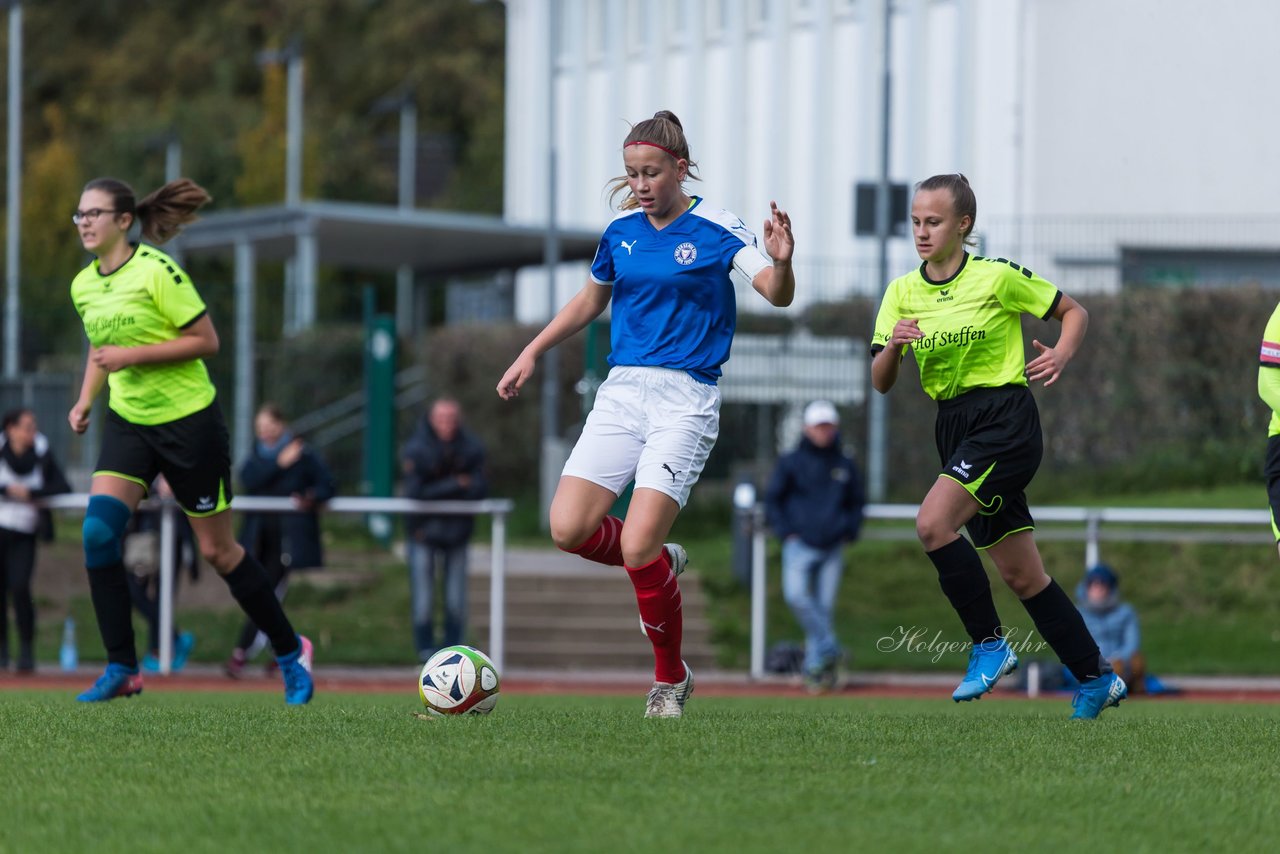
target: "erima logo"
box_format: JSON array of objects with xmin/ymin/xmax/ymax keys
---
[
  {"xmin": 937, "ymin": 288, "xmax": 953, "ymax": 303},
  {"xmin": 674, "ymin": 242, "xmax": 697, "ymax": 265},
  {"xmin": 951, "ymin": 460, "xmax": 973, "ymax": 479},
  {"xmin": 621, "ymin": 239, "xmax": 637, "ymax": 255},
  {"xmin": 662, "ymin": 463, "xmax": 682, "ymax": 483},
  {"xmin": 196, "ymin": 495, "xmax": 215, "ymax": 511}
]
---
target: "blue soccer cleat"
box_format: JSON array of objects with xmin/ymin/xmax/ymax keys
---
[
  {"xmin": 952, "ymin": 637, "xmax": 1018, "ymax": 702},
  {"xmin": 172, "ymin": 632, "xmax": 196, "ymax": 672},
  {"xmin": 1070, "ymin": 672, "xmax": 1128, "ymax": 719},
  {"xmin": 278, "ymin": 635, "xmax": 314, "ymax": 706},
  {"xmin": 77, "ymin": 663, "xmax": 145, "ymax": 703},
  {"xmin": 141, "ymin": 632, "xmax": 196, "ymax": 674}
]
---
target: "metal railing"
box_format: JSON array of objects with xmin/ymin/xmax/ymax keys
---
[
  {"xmin": 42, "ymin": 496, "xmax": 1271, "ymax": 681},
  {"xmin": 40, "ymin": 495, "xmax": 514, "ymax": 675},
  {"xmin": 747, "ymin": 503, "xmax": 1272, "ymax": 679}
]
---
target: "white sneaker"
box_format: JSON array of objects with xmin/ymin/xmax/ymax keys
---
[
  {"xmin": 644, "ymin": 661, "xmax": 694, "ymax": 718},
  {"xmin": 638, "ymin": 545, "xmax": 688, "ymax": 637}
]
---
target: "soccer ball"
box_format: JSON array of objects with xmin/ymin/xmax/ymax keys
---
[{"xmin": 418, "ymin": 645, "xmax": 501, "ymax": 715}]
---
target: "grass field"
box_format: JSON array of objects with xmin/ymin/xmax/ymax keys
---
[{"xmin": 2, "ymin": 688, "xmax": 1277, "ymax": 853}]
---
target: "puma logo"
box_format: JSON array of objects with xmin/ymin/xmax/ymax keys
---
[
  {"xmin": 662, "ymin": 463, "xmax": 682, "ymax": 484},
  {"xmin": 621, "ymin": 239, "xmax": 637, "ymax": 255}
]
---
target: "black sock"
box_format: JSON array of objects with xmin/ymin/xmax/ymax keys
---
[
  {"xmin": 1021, "ymin": 578, "xmax": 1109, "ymax": 682},
  {"xmin": 926, "ymin": 538, "xmax": 1003, "ymax": 644},
  {"xmin": 222, "ymin": 553, "xmax": 300, "ymax": 658},
  {"xmin": 86, "ymin": 561, "xmax": 138, "ymax": 669}
]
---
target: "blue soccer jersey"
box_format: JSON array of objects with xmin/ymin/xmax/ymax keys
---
[{"xmin": 590, "ymin": 197, "xmax": 771, "ymax": 384}]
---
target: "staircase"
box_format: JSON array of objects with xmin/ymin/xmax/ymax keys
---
[{"xmin": 467, "ymin": 546, "xmax": 719, "ymax": 672}]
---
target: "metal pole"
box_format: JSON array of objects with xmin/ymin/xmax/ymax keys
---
[
  {"xmin": 165, "ymin": 134, "xmax": 181, "ymax": 183},
  {"xmin": 285, "ymin": 47, "xmax": 303, "ymax": 206},
  {"xmin": 164, "ymin": 134, "xmax": 185, "ymax": 264},
  {"xmin": 1085, "ymin": 510, "xmax": 1102, "ymax": 569},
  {"xmin": 866, "ymin": 0, "xmax": 893, "ymax": 502},
  {"xmin": 396, "ymin": 97, "xmax": 417, "ymax": 338},
  {"xmin": 233, "ymin": 238, "xmax": 256, "ymax": 467},
  {"xmin": 398, "ymin": 99, "xmax": 416, "ymax": 210},
  {"xmin": 4, "ymin": 1, "xmax": 22, "ymax": 379},
  {"xmin": 749, "ymin": 507, "xmax": 767, "ymax": 680},
  {"xmin": 158, "ymin": 499, "xmax": 176, "ymax": 675},
  {"xmin": 540, "ymin": 0, "xmax": 562, "ymax": 524},
  {"xmin": 296, "ymin": 225, "xmax": 317, "ymax": 329},
  {"xmin": 489, "ymin": 511, "xmax": 506, "ymax": 674}
]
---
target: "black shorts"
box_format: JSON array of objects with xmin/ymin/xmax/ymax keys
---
[
  {"xmin": 935, "ymin": 385, "xmax": 1042, "ymax": 549},
  {"xmin": 95, "ymin": 402, "xmax": 234, "ymax": 517},
  {"xmin": 1264, "ymin": 435, "xmax": 1280, "ymax": 542}
]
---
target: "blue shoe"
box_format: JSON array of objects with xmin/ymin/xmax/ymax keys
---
[
  {"xmin": 278, "ymin": 635, "xmax": 314, "ymax": 706},
  {"xmin": 1070, "ymin": 672, "xmax": 1128, "ymax": 719},
  {"xmin": 952, "ymin": 637, "xmax": 1018, "ymax": 701},
  {"xmin": 77, "ymin": 663, "xmax": 144, "ymax": 702},
  {"xmin": 172, "ymin": 632, "xmax": 196, "ymax": 672},
  {"xmin": 141, "ymin": 653, "xmax": 161, "ymax": 673}
]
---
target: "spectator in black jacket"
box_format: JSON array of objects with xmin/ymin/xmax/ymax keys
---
[
  {"xmin": 225, "ymin": 403, "xmax": 335, "ymax": 678},
  {"xmin": 0, "ymin": 408, "xmax": 72, "ymax": 673},
  {"xmin": 402, "ymin": 398, "xmax": 487, "ymax": 661},
  {"xmin": 764, "ymin": 400, "xmax": 865, "ymax": 692}
]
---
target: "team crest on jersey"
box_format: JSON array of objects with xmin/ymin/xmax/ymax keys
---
[{"xmin": 674, "ymin": 242, "xmax": 697, "ymax": 265}]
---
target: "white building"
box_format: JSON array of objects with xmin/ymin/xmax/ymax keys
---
[{"xmin": 504, "ymin": 0, "xmax": 1280, "ymax": 315}]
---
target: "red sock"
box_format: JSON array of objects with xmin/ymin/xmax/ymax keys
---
[
  {"xmin": 626, "ymin": 551, "xmax": 685, "ymax": 683},
  {"xmin": 562, "ymin": 515, "xmax": 625, "ymax": 566}
]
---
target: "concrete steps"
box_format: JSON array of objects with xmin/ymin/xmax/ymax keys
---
[{"xmin": 468, "ymin": 570, "xmax": 719, "ymax": 672}]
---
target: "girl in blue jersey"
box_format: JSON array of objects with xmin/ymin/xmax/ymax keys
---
[
  {"xmin": 498, "ymin": 111, "xmax": 794, "ymax": 717},
  {"xmin": 870, "ymin": 173, "xmax": 1125, "ymax": 719}
]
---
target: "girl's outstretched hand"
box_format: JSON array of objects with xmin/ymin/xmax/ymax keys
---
[{"xmin": 762, "ymin": 201, "xmax": 794, "ymax": 264}]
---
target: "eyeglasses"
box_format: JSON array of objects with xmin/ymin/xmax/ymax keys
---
[{"xmin": 71, "ymin": 208, "xmax": 117, "ymax": 226}]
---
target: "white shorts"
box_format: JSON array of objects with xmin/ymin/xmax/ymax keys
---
[{"xmin": 562, "ymin": 366, "xmax": 721, "ymax": 508}]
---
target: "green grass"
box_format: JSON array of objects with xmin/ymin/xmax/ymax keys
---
[{"xmin": 2, "ymin": 690, "xmax": 1278, "ymax": 853}]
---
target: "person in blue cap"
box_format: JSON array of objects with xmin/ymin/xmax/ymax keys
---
[{"xmin": 1075, "ymin": 564, "xmax": 1145, "ymax": 694}]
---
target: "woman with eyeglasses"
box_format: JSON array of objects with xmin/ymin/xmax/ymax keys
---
[{"xmin": 67, "ymin": 177, "xmax": 314, "ymax": 704}]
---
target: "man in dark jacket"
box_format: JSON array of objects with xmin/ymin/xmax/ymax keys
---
[
  {"xmin": 402, "ymin": 398, "xmax": 487, "ymax": 661},
  {"xmin": 764, "ymin": 400, "xmax": 865, "ymax": 692},
  {"xmin": 226, "ymin": 404, "xmax": 336, "ymax": 678}
]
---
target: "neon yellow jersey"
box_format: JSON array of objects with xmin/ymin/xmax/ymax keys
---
[
  {"xmin": 1257, "ymin": 302, "xmax": 1280, "ymax": 437},
  {"xmin": 871, "ymin": 253, "xmax": 1062, "ymax": 401},
  {"xmin": 70, "ymin": 244, "xmax": 216, "ymax": 425}
]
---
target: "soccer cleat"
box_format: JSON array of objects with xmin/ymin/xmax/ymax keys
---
[
  {"xmin": 172, "ymin": 632, "xmax": 196, "ymax": 672},
  {"xmin": 1070, "ymin": 672, "xmax": 1128, "ymax": 720},
  {"xmin": 644, "ymin": 661, "xmax": 694, "ymax": 718},
  {"xmin": 76, "ymin": 663, "xmax": 145, "ymax": 702},
  {"xmin": 141, "ymin": 632, "xmax": 197, "ymax": 673},
  {"xmin": 278, "ymin": 635, "xmax": 314, "ymax": 706},
  {"xmin": 803, "ymin": 670, "xmax": 829, "ymax": 695},
  {"xmin": 224, "ymin": 648, "xmax": 247, "ymax": 679},
  {"xmin": 952, "ymin": 637, "xmax": 1018, "ymax": 702},
  {"xmin": 639, "ymin": 544, "xmax": 688, "ymax": 636}
]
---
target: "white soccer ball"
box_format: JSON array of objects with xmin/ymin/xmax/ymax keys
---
[{"xmin": 418, "ymin": 645, "xmax": 501, "ymax": 716}]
